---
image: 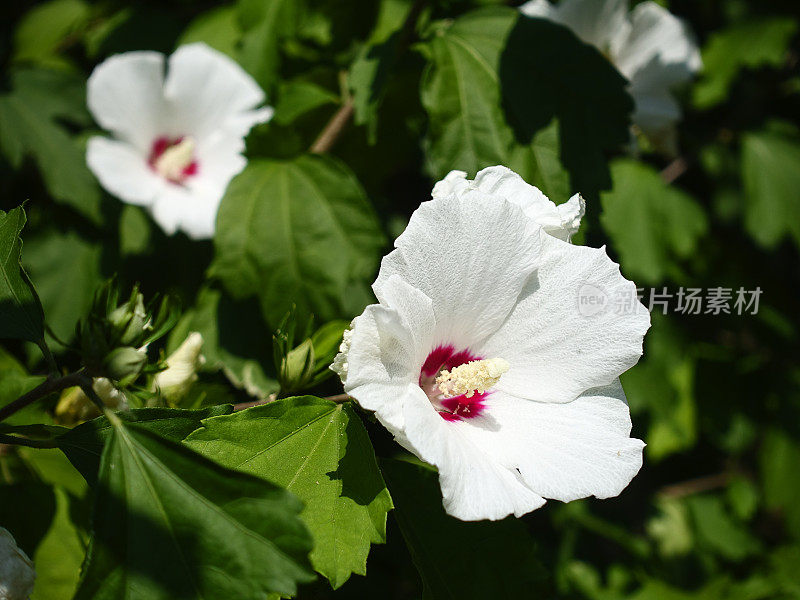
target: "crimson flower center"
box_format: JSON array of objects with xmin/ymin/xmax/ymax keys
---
[
  {"xmin": 148, "ymin": 136, "xmax": 199, "ymax": 184},
  {"xmin": 419, "ymin": 345, "xmax": 504, "ymax": 422}
]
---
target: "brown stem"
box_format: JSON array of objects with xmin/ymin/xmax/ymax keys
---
[
  {"xmin": 309, "ymin": 97, "xmax": 355, "ymax": 154},
  {"xmin": 324, "ymin": 393, "xmax": 351, "ymax": 403},
  {"xmin": 660, "ymin": 157, "xmax": 688, "ymax": 184},
  {"xmin": 658, "ymin": 472, "xmax": 730, "ymax": 499},
  {"xmin": 0, "ymin": 371, "xmax": 85, "ymax": 422}
]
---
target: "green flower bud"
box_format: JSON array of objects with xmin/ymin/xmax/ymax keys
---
[
  {"xmin": 280, "ymin": 338, "xmax": 316, "ymax": 393},
  {"xmin": 103, "ymin": 346, "xmax": 148, "ymax": 385}
]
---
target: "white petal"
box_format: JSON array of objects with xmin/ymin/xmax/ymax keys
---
[
  {"xmin": 431, "ymin": 170, "xmax": 470, "ymax": 199},
  {"xmin": 612, "ymin": 1, "xmax": 701, "ymax": 81},
  {"xmin": 374, "ymin": 193, "xmax": 541, "ymax": 350},
  {"xmin": 86, "ymin": 136, "xmax": 163, "ymax": 206},
  {"xmin": 458, "ymin": 381, "xmax": 644, "ymax": 503},
  {"xmin": 344, "ymin": 275, "xmax": 436, "ymax": 431},
  {"xmin": 164, "ymin": 42, "xmax": 272, "ymax": 140},
  {"xmin": 523, "ymin": 0, "xmax": 629, "ymax": 52},
  {"xmin": 150, "ymin": 184, "xmax": 218, "ymax": 239},
  {"xmin": 400, "ymin": 386, "xmax": 546, "ymax": 521},
  {"xmin": 480, "ymin": 231, "xmax": 650, "ymax": 404},
  {"xmin": 630, "ymin": 89, "xmax": 681, "ymax": 137},
  {"xmin": 471, "ymin": 166, "xmax": 583, "ymax": 241},
  {"xmin": 87, "ymin": 51, "xmax": 166, "ymax": 152}
]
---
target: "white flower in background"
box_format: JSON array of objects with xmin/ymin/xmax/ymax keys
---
[
  {"xmin": 86, "ymin": 42, "xmax": 272, "ymax": 239},
  {"xmin": 432, "ymin": 166, "xmax": 584, "ymax": 241},
  {"xmin": 154, "ymin": 332, "xmax": 205, "ymax": 402},
  {"xmin": 55, "ymin": 377, "xmax": 128, "ymax": 425},
  {"xmin": 332, "ymin": 168, "xmax": 650, "ymax": 521},
  {"xmin": 0, "ymin": 527, "xmax": 35, "ymax": 600},
  {"xmin": 521, "ymin": 0, "xmax": 701, "ymax": 152}
]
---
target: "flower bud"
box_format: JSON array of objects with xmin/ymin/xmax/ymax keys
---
[
  {"xmin": 279, "ymin": 338, "xmax": 316, "ymax": 394},
  {"xmin": 0, "ymin": 527, "xmax": 35, "ymax": 600},
  {"xmin": 102, "ymin": 346, "xmax": 147, "ymax": 385},
  {"xmin": 154, "ymin": 332, "xmax": 205, "ymax": 403}
]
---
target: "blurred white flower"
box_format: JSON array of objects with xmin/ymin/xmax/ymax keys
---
[
  {"xmin": 55, "ymin": 377, "xmax": 128, "ymax": 425},
  {"xmin": 0, "ymin": 527, "xmax": 35, "ymax": 600},
  {"xmin": 86, "ymin": 43, "xmax": 272, "ymax": 239},
  {"xmin": 154, "ymin": 332, "xmax": 205, "ymax": 403},
  {"xmin": 432, "ymin": 166, "xmax": 584, "ymax": 241},
  {"xmin": 332, "ymin": 168, "xmax": 649, "ymax": 521},
  {"xmin": 521, "ymin": 0, "xmax": 701, "ymax": 152}
]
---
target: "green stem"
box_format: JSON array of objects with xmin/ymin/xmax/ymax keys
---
[{"xmin": 0, "ymin": 433, "xmax": 58, "ymax": 449}]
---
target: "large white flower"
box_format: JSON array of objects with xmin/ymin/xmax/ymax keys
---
[
  {"xmin": 521, "ymin": 0, "xmax": 701, "ymax": 151},
  {"xmin": 86, "ymin": 42, "xmax": 272, "ymax": 239},
  {"xmin": 333, "ymin": 167, "xmax": 650, "ymax": 521},
  {"xmin": 0, "ymin": 527, "xmax": 35, "ymax": 600}
]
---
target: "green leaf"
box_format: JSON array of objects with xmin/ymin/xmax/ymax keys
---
[
  {"xmin": 420, "ymin": 8, "xmax": 515, "ymax": 179},
  {"xmin": 273, "ymin": 79, "xmax": 338, "ymax": 126},
  {"xmin": 31, "ymin": 486, "xmax": 86, "ymax": 600},
  {"xmin": 0, "ymin": 69, "xmax": 102, "ymax": 223},
  {"xmin": 178, "ymin": 5, "xmax": 241, "ymax": 57},
  {"xmin": 185, "ymin": 397, "xmax": 393, "ymax": 589},
  {"xmin": 168, "ymin": 287, "xmax": 278, "ymax": 400},
  {"xmin": 74, "ymin": 414, "xmax": 315, "ymax": 599},
  {"xmin": 621, "ymin": 315, "xmax": 697, "ymax": 461},
  {"xmin": 23, "ymin": 226, "xmax": 104, "ymax": 343},
  {"xmin": 349, "ymin": 0, "xmax": 416, "ymax": 142},
  {"xmin": 420, "ymin": 8, "xmax": 630, "ymax": 196},
  {"xmin": 693, "ymin": 18, "xmax": 798, "ymax": 109},
  {"xmin": 237, "ymin": 0, "xmax": 300, "ymax": 90},
  {"xmin": 212, "ymin": 156, "xmax": 385, "ymax": 328},
  {"xmin": 500, "ymin": 15, "xmax": 633, "ymax": 194},
  {"xmin": 760, "ymin": 429, "xmax": 800, "ymax": 538},
  {"xmin": 686, "ymin": 495, "xmax": 761, "ymax": 561},
  {"xmin": 13, "ymin": 0, "xmax": 91, "ymax": 67},
  {"xmin": 58, "ymin": 405, "xmax": 234, "ymax": 484},
  {"xmin": 741, "ymin": 126, "xmax": 800, "ymax": 249},
  {"xmin": 600, "ymin": 159, "xmax": 707, "ymax": 284},
  {"xmin": 0, "ymin": 206, "xmax": 46, "ymax": 346},
  {"xmin": 381, "ymin": 458, "xmax": 550, "ymax": 599}
]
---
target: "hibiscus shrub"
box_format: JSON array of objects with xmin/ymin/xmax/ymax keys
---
[{"xmin": 1, "ymin": 0, "xmax": 799, "ymax": 599}]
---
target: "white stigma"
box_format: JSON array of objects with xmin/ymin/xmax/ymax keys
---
[
  {"xmin": 154, "ymin": 137, "xmax": 195, "ymax": 181},
  {"xmin": 436, "ymin": 358, "xmax": 510, "ymax": 398}
]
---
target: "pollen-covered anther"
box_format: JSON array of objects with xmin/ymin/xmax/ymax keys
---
[
  {"xmin": 154, "ymin": 137, "xmax": 196, "ymax": 181},
  {"xmin": 436, "ymin": 358, "xmax": 510, "ymax": 398}
]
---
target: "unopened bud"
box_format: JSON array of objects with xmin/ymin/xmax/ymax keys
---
[{"xmin": 154, "ymin": 332, "xmax": 205, "ymax": 403}]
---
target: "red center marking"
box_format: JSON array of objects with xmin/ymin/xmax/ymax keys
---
[
  {"xmin": 147, "ymin": 136, "xmax": 199, "ymax": 184},
  {"xmin": 420, "ymin": 344, "xmax": 489, "ymax": 422}
]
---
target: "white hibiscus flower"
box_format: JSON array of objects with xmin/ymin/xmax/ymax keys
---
[
  {"xmin": 86, "ymin": 42, "xmax": 273, "ymax": 239},
  {"xmin": 333, "ymin": 167, "xmax": 650, "ymax": 521},
  {"xmin": 0, "ymin": 527, "xmax": 35, "ymax": 600},
  {"xmin": 520, "ymin": 0, "xmax": 701, "ymax": 152}
]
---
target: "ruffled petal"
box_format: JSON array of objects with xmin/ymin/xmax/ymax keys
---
[
  {"xmin": 87, "ymin": 51, "xmax": 166, "ymax": 152},
  {"xmin": 342, "ymin": 275, "xmax": 436, "ymax": 431},
  {"xmin": 164, "ymin": 43, "xmax": 272, "ymax": 140},
  {"xmin": 471, "ymin": 166, "xmax": 584, "ymax": 241},
  {"xmin": 479, "ymin": 231, "xmax": 650, "ymax": 403},
  {"xmin": 431, "ymin": 170, "xmax": 470, "ymax": 198},
  {"xmin": 86, "ymin": 136, "xmax": 163, "ymax": 206},
  {"xmin": 374, "ymin": 193, "xmax": 541, "ymax": 350},
  {"xmin": 458, "ymin": 380, "xmax": 644, "ymax": 503},
  {"xmin": 400, "ymin": 387, "xmax": 546, "ymax": 521}
]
